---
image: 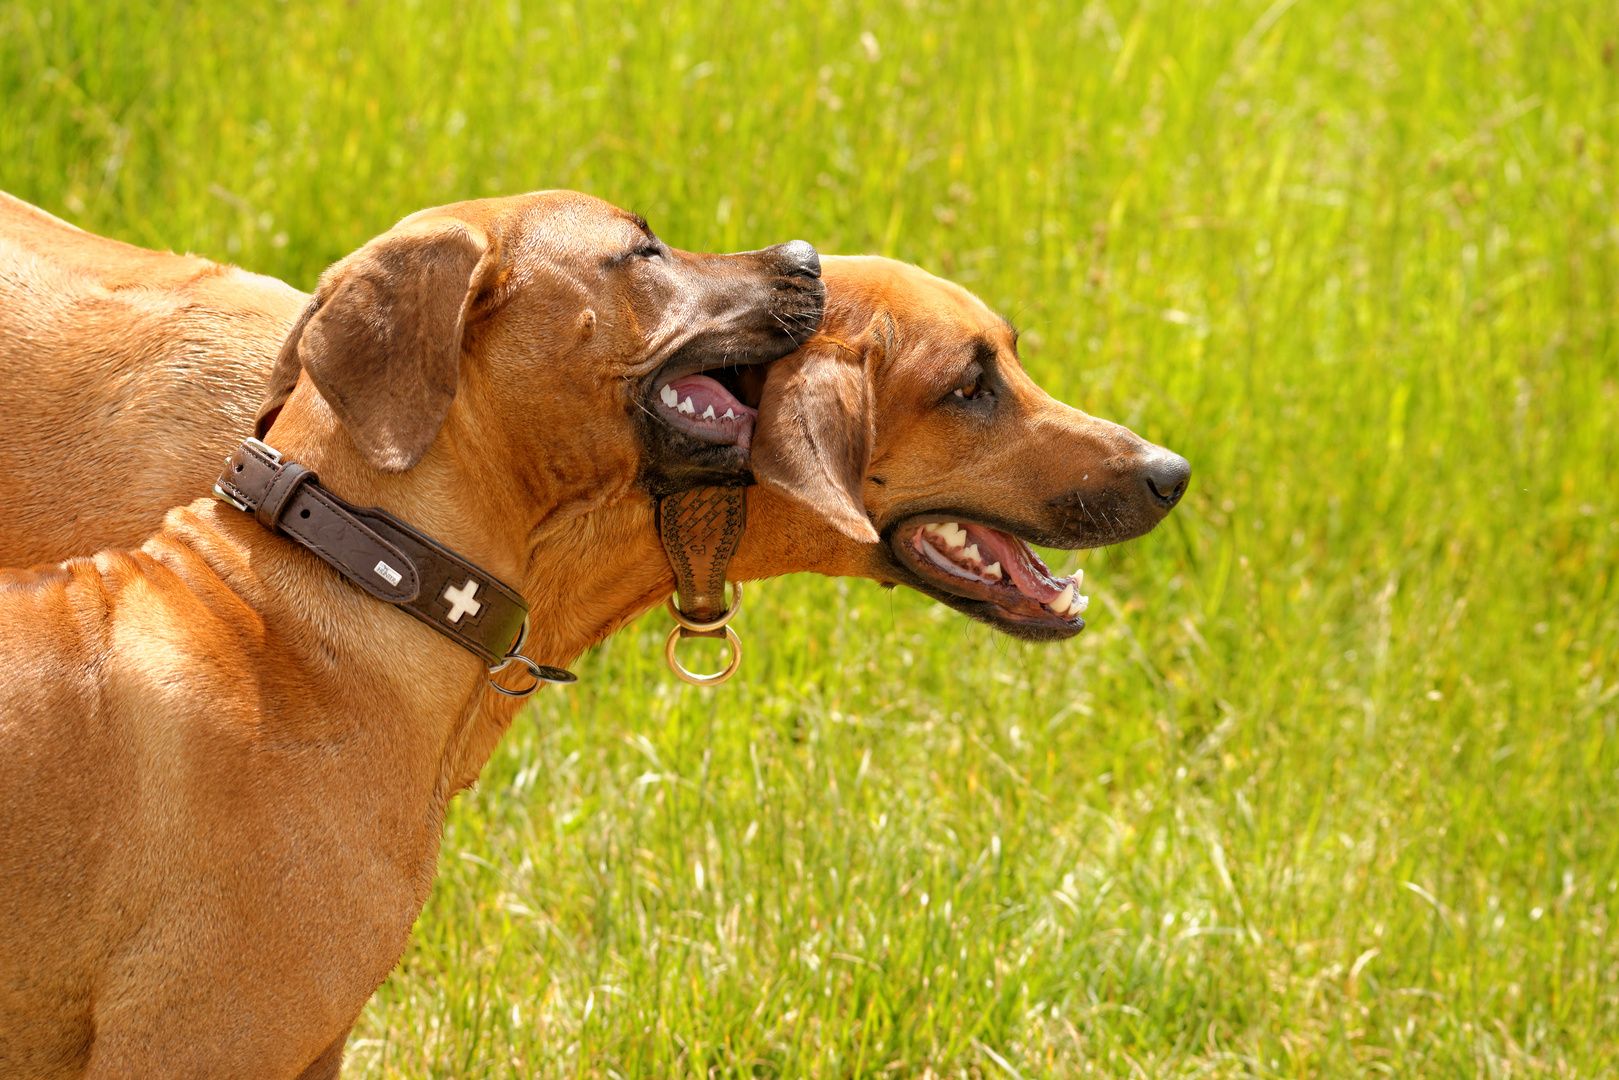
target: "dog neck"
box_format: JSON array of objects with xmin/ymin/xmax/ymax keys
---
[{"xmin": 184, "ymin": 382, "xmax": 878, "ymax": 800}]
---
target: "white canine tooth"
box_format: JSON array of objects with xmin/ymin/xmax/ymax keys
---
[
  {"xmin": 1074, "ymin": 568, "xmax": 1084, "ymax": 589},
  {"xmin": 702, "ymin": 404, "xmax": 716, "ymax": 419},
  {"xmin": 963, "ymin": 544, "xmax": 980, "ymax": 563},
  {"xmin": 678, "ymin": 397, "xmax": 696, "ymax": 415},
  {"xmin": 722, "ymin": 408, "xmax": 737, "ymax": 420},
  {"xmin": 660, "ymin": 384, "xmax": 679, "ymax": 407},
  {"xmin": 1051, "ymin": 582, "xmax": 1076, "ymax": 615},
  {"xmin": 984, "ymin": 561, "xmax": 1002, "ymax": 580}
]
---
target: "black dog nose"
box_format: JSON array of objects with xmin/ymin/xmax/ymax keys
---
[
  {"xmin": 1140, "ymin": 448, "xmax": 1191, "ymax": 508},
  {"xmin": 775, "ymin": 239, "xmax": 821, "ymax": 279}
]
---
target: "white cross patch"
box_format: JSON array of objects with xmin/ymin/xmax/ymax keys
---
[{"xmin": 441, "ymin": 578, "xmax": 482, "ymax": 623}]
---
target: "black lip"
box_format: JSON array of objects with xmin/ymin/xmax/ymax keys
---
[
  {"xmin": 633, "ymin": 258, "xmax": 823, "ymax": 495},
  {"xmin": 633, "ymin": 355, "xmax": 760, "ymax": 492},
  {"xmin": 880, "ymin": 512, "xmax": 1086, "ymax": 642},
  {"xmin": 634, "ymin": 337, "xmax": 822, "ymax": 495}
]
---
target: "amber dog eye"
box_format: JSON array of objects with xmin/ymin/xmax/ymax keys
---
[{"xmin": 952, "ymin": 381, "xmax": 986, "ymax": 400}]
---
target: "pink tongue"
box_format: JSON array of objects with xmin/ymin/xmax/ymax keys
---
[
  {"xmin": 972, "ymin": 527, "xmax": 1064, "ymax": 603},
  {"xmin": 667, "ymin": 374, "xmax": 755, "ymax": 419}
]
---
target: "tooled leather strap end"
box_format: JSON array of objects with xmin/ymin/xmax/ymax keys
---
[{"xmin": 658, "ymin": 486, "xmax": 746, "ymax": 621}]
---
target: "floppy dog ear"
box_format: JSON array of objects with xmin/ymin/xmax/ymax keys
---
[
  {"xmin": 750, "ymin": 313, "xmax": 892, "ymax": 544},
  {"xmin": 257, "ymin": 217, "xmax": 498, "ymax": 471}
]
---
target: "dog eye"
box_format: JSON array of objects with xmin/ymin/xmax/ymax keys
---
[
  {"xmin": 636, "ymin": 243, "xmax": 663, "ymax": 260},
  {"xmin": 952, "ymin": 381, "xmax": 988, "ymax": 401}
]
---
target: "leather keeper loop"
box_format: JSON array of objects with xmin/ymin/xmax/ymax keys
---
[{"xmin": 257, "ymin": 462, "xmax": 317, "ymax": 530}]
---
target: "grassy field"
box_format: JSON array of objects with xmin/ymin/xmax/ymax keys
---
[{"xmin": 4, "ymin": 0, "xmax": 1619, "ymax": 1075}]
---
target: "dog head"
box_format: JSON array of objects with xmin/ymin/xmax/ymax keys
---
[
  {"xmin": 258, "ymin": 191, "xmax": 823, "ymax": 495},
  {"xmin": 741, "ymin": 255, "xmax": 1189, "ymax": 641}
]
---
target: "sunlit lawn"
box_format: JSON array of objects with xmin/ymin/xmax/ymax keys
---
[{"xmin": 4, "ymin": 0, "xmax": 1618, "ymax": 1074}]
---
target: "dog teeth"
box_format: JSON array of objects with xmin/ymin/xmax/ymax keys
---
[
  {"xmin": 722, "ymin": 408, "xmax": 737, "ymax": 420},
  {"xmin": 678, "ymin": 397, "xmax": 696, "ymax": 415},
  {"xmin": 984, "ymin": 561, "xmax": 1002, "ymax": 580},
  {"xmin": 920, "ymin": 522, "xmax": 970, "ymax": 552},
  {"xmin": 1074, "ymin": 568, "xmax": 1084, "ymax": 589},
  {"xmin": 963, "ymin": 543, "xmax": 980, "ymax": 562},
  {"xmin": 702, "ymin": 404, "xmax": 716, "ymax": 419},
  {"xmin": 660, "ymin": 384, "xmax": 678, "ymax": 407},
  {"xmin": 1047, "ymin": 581, "xmax": 1090, "ymax": 618}
]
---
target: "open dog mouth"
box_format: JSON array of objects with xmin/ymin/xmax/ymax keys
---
[
  {"xmin": 654, "ymin": 370, "xmax": 761, "ymax": 449},
  {"xmin": 891, "ymin": 514, "xmax": 1088, "ymax": 637}
]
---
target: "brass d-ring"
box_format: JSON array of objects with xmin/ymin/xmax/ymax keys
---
[
  {"xmin": 664, "ymin": 624, "xmax": 743, "ymax": 686},
  {"xmin": 664, "ymin": 581, "xmax": 743, "ymax": 633}
]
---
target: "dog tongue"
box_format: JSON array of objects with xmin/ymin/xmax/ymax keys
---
[
  {"xmin": 973, "ymin": 527, "xmax": 1065, "ymax": 603},
  {"xmin": 659, "ymin": 374, "xmax": 757, "ymax": 448},
  {"xmin": 667, "ymin": 375, "xmax": 754, "ymax": 419}
]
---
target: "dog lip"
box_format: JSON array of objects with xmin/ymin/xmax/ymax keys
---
[
  {"xmin": 886, "ymin": 512, "xmax": 1088, "ymax": 634},
  {"xmin": 645, "ymin": 352, "xmax": 757, "ymax": 389}
]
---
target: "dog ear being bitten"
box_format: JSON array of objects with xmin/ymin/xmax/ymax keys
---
[
  {"xmin": 750, "ymin": 311, "xmax": 895, "ymax": 545},
  {"xmin": 256, "ymin": 217, "xmax": 500, "ymax": 472}
]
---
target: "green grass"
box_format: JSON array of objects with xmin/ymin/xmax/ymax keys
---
[{"xmin": 5, "ymin": 0, "xmax": 1619, "ymax": 1074}]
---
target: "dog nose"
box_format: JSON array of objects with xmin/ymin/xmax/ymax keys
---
[
  {"xmin": 1139, "ymin": 447, "xmax": 1190, "ymax": 509},
  {"xmin": 775, "ymin": 239, "xmax": 821, "ymax": 279}
]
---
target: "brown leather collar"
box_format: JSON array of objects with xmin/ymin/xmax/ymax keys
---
[{"xmin": 214, "ymin": 438, "xmax": 536, "ymax": 670}]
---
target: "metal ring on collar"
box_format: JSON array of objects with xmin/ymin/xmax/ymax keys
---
[
  {"xmin": 664, "ymin": 581, "xmax": 743, "ymax": 633},
  {"xmin": 664, "ymin": 623, "xmax": 743, "ymax": 686},
  {"xmin": 488, "ymin": 652, "xmax": 578, "ymax": 697}
]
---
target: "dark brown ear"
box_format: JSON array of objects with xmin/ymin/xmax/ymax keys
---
[
  {"xmin": 750, "ymin": 313, "xmax": 891, "ymax": 544},
  {"xmin": 260, "ymin": 217, "xmax": 497, "ymax": 471}
]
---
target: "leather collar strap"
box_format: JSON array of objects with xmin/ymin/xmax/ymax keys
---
[
  {"xmin": 658, "ymin": 485, "xmax": 746, "ymax": 622},
  {"xmin": 214, "ymin": 439, "xmax": 529, "ymax": 667}
]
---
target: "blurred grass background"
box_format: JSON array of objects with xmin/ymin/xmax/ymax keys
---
[{"xmin": 4, "ymin": 0, "xmax": 1619, "ymax": 1075}]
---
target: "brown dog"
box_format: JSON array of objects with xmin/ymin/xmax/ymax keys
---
[
  {"xmin": 0, "ymin": 191, "xmax": 828, "ymax": 1079},
  {"xmin": 0, "ymin": 192, "xmax": 1185, "ymax": 1078},
  {"xmin": 0, "ymin": 191, "xmax": 297, "ymax": 567}
]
